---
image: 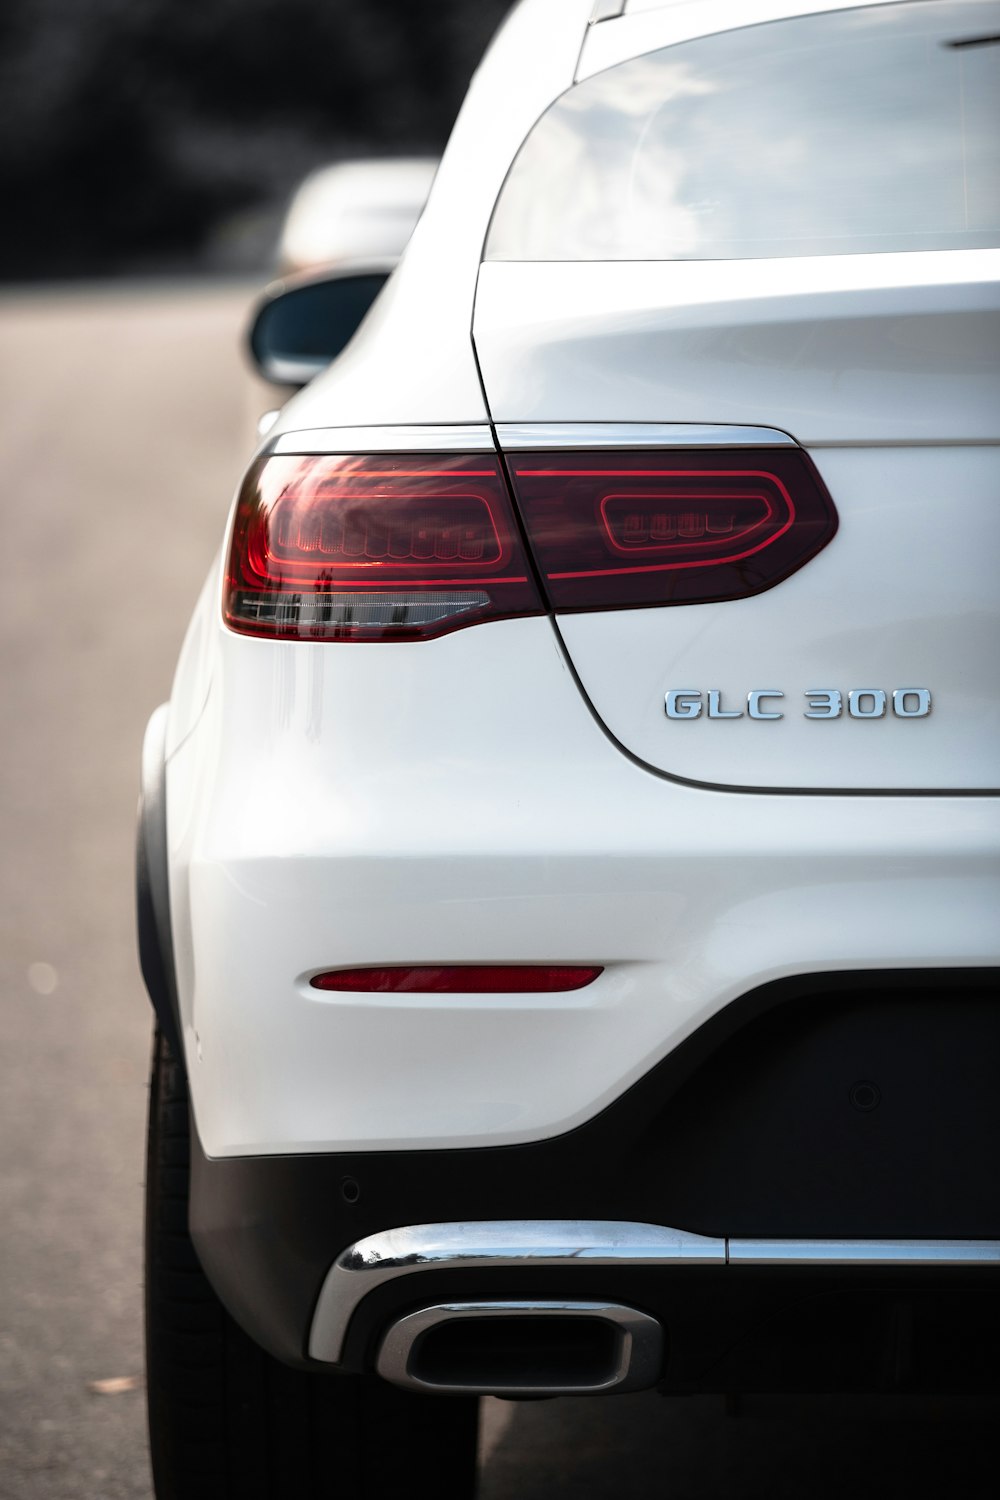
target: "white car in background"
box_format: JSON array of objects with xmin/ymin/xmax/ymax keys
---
[
  {"xmin": 277, "ymin": 157, "xmax": 439, "ymax": 277},
  {"xmin": 138, "ymin": 1, "xmax": 1000, "ymax": 1495},
  {"xmin": 248, "ymin": 156, "xmax": 438, "ymax": 399}
]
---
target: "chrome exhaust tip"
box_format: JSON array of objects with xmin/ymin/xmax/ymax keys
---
[{"xmin": 375, "ymin": 1300, "xmax": 663, "ymax": 1396}]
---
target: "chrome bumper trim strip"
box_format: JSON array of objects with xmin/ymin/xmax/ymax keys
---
[
  {"xmin": 308, "ymin": 1219, "xmax": 724, "ymax": 1363},
  {"xmin": 308, "ymin": 1220, "xmax": 1000, "ymax": 1364},
  {"xmin": 728, "ymin": 1238, "xmax": 1000, "ymax": 1266}
]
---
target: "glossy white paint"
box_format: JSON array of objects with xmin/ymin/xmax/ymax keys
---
[
  {"xmin": 553, "ymin": 446, "xmax": 1000, "ymax": 790},
  {"xmin": 585, "ymin": 0, "xmax": 908, "ymax": 79},
  {"xmin": 267, "ymin": 0, "xmax": 595, "ymax": 436},
  {"xmin": 164, "ymin": 559, "xmax": 219, "ymax": 759},
  {"xmin": 158, "ymin": 0, "xmax": 1000, "ymax": 1163},
  {"xmin": 474, "ymin": 254, "xmax": 1000, "ymax": 442},
  {"xmin": 165, "ymin": 586, "xmax": 999, "ymax": 1156},
  {"xmin": 474, "ymin": 250, "xmax": 1000, "ymax": 789}
]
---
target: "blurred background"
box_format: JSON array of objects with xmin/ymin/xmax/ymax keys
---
[
  {"xmin": 0, "ymin": 0, "xmax": 509, "ymax": 282},
  {"xmin": 0, "ymin": 6, "xmax": 527, "ymax": 1497}
]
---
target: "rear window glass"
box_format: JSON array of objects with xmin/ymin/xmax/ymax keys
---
[{"xmin": 485, "ymin": 0, "xmax": 1000, "ymax": 261}]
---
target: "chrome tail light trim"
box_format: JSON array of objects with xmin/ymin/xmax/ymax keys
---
[
  {"xmin": 494, "ymin": 422, "xmax": 798, "ymax": 450},
  {"xmin": 270, "ymin": 424, "xmax": 494, "ymax": 456}
]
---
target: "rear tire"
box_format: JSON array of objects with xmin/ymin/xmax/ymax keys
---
[{"xmin": 144, "ymin": 1028, "xmax": 480, "ymax": 1498}]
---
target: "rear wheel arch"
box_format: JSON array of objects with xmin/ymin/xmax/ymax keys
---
[{"xmin": 136, "ymin": 704, "xmax": 182, "ymax": 1058}]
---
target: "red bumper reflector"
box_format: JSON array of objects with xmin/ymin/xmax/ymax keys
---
[
  {"xmin": 506, "ymin": 449, "xmax": 838, "ymax": 608},
  {"xmin": 310, "ymin": 965, "xmax": 603, "ymax": 994},
  {"xmin": 224, "ymin": 452, "xmax": 543, "ymax": 640}
]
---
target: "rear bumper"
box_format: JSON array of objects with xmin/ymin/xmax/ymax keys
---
[
  {"xmin": 310, "ymin": 1221, "xmax": 1000, "ymax": 1370},
  {"xmin": 164, "ymin": 621, "xmax": 1000, "ymax": 1159},
  {"xmin": 187, "ymin": 969, "xmax": 1000, "ymax": 1381},
  {"xmin": 192, "ymin": 1153, "xmax": 1000, "ymax": 1394}
]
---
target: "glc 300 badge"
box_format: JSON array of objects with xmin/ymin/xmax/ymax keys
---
[{"xmin": 664, "ymin": 688, "xmax": 932, "ymax": 720}]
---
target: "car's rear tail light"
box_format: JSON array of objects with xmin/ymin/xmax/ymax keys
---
[
  {"xmin": 310, "ymin": 965, "xmax": 603, "ymax": 993},
  {"xmin": 505, "ymin": 450, "xmax": 838, "ymax": 609},
  {"xmin": 224, "ymin": 453, "xmax": 543, "ymax": 640}
]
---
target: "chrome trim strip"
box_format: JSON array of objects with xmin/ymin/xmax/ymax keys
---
[
  {"xmin": 728, "ymin": 1239, "xmax": 1000, "ymax": 1266},
  {"xmin": 494, "ymin": 422, "xmax": 797, "ymax": 450},
  {"xmin": 309, "ymin": 1220, "xmax": 1000, "ymax": 1364},
  {"xmin": 308, "ymin": 1219, "xmax": 725, "ymax": 1363},
  {"xmin": 375, "ymin": 1299, "xmax": 662, "ymax": 1396},
  {"xmin": 270, "ymin": 424, "xmax": 494, "ymax": 456}
]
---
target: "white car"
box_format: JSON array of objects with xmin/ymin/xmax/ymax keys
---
[
  {"xmin": 247, "ymin": 157, "xmax": 438, "ymax": 405},
  {"xmin": 276, "ymin": 158, "xmax": 439, "ymax": 277},
  {"xmin": 138, "ymin": 0, "xmax": 1000, "ymax": 1494}
]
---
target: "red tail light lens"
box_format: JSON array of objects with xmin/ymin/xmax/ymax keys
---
[
  {"xmin": 224, "ymin": 453, "xmax": 543, "ymax": 640},
  {"xmin": 506, "ymin": 450, "xmax": 838, "ymax": 609},
  {"xmin": 310, "ymin": 965, "xmax": 603, "ymax": 993}
]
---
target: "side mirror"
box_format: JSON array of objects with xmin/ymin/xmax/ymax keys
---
[{"xmin": 247, "ymin": 263, "xmax": 393, "ymax": 387}]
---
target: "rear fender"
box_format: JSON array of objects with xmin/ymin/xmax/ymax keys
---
[{"xmin": 136, "ymin": 704, "xmax": 182, "ymax": 1058}]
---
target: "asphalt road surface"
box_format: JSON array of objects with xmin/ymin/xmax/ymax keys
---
[{"xmin": 0, "ymin": 283, "xmax": 997, "ymax": 1500}]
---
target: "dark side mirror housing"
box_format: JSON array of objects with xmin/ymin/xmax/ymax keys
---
[{"xmin": 247, "ymin": 263, "xmax": 393, "ymax": 387}]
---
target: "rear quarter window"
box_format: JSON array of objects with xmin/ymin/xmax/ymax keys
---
[{"xmin": 485, "ymin": 0, "xmax": 1000, "ymax": 261}]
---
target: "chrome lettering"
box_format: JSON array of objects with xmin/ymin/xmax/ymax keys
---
[
  {"xmin": 747, "ymin": 690, "xmax": 784, "ymax": 720},
  {"xmin": 848, "ymin": 689, "xmax": 887, "ymax": 719},
  {"xmin": 892, "ymin": 688, "xmax": 932, "ymax": 718},
  {"xmin": 666, "ymin": 687, "xmax": 932, "ymax": 721},
  {"xmin": 804, "ymin": 689, "xmax": 842, "ymax": 719},
  {"xmin": 665, "ymin": 690, "xmax": 702, "ymax": 719},
  {"xmin": 707, "ymin": 690, "xmax": 743, "ymax": 719}
]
